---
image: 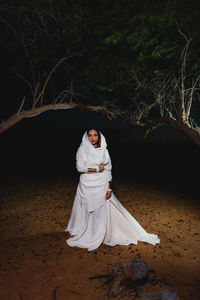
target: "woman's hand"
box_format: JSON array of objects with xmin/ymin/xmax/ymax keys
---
[
  {"xmin": 106, "ymin": 190, "xmax": 112, "ymax": 200},
  {"xmin": 98, "ymin": 163, "xmax": 104, "ymax": 172}
]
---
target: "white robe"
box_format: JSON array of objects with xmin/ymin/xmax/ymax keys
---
[{"xmin": 65, "ymin": 132, "xmax": 160, "ymax": 251}]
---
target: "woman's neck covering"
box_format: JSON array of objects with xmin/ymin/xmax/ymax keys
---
[{"xmin": 79, "ymin": 131, "xmax": 108, "ymax": 164}]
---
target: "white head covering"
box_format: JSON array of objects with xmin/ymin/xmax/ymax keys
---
[{"xmin": 77, "ymin": 131, "xmax": 109, "ymax": 165}]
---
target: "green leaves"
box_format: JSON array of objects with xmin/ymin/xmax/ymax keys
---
[{"xmin": 1, "ymin": 0, "xmax": 200, "ymax": 110}]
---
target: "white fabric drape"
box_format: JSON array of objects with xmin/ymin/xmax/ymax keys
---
[{"xmin": 65, "ymin": 131, "xmax": 160, "ymax": 251}]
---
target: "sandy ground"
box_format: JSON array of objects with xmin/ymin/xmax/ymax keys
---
[{"xmin": 0, "ymin": 176, "xmax": 200, "ymax": 300}]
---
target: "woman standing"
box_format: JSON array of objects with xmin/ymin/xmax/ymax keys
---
[{"xmin": 65, "ymin": 129, "xmax": 160, "ymax": 251}]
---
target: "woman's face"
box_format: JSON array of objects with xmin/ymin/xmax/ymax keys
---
[{"xmin": 87, "ymin": 129, "xmax": 99, "ymax": 147}]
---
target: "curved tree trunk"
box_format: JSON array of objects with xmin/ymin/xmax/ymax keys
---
[
  {"xmin": 133, "ymin": 116, "xmax": 200, "ymax": 146},
  {"xmin": 0, "ymin": 103, "xmax": 78, "ymax": 134},
  {"xmin": 0, "ymin": 103, "xmax": 108, "ymax": 134},
  {"xmin": 1, "ymin": 100, "xmax": 200, "ymax": 147},
  {"xmin": 172, "ymin": 121, "xmax": 200, "ymax": 146}
]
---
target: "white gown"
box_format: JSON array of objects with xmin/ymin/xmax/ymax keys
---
[{"xmin": 65, "ymin": 132, "xmax": 160, "ymax": 251}]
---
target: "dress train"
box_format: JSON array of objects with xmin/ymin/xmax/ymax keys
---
[{"xmin": 65, "ymin": 192, "xmax": 160, "ymax": 251}]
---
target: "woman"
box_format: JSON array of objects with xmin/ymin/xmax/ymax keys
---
[{"xmin": 65, "ymin": 129, "xmax": 160, "ymax": 251}]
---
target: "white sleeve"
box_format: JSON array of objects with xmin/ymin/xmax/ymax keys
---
[
  {"xmin": 76, "ymin": 160, "xmax": 99, "ymax": 173},
  {"xmin": 104, "ymin": 149, "xmax": 112, "ymax": 181},
  {"xmin": 76, "ymin": 146, "xmax": 99, "ymax": 173}
]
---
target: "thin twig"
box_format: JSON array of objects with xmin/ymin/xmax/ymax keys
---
[
  {"xmin": 19, "ymin": 292, "xmax": 24, "ymax": 300},
  {"xmin": 17, "ymin": 97, "xmax": 25, "ymax": 115},
  {"xmin": 53, "ymin": 286, "xmax": 59, "ymax": 300},
  {"xmin": 11, "ymin": 68, "xmax": 34, "ymax": 96},
  {"xmin": 39, "ymin": 55, "xmax": 75, "ymax": 106},
  {"xmin": 89, "ymin": 274, "xmax": 110, "ymax": 280}
]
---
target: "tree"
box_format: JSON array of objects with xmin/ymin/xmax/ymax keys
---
[
  {"xmin": 124, "ymin": 33, "xmax": 200, "ymax": 145},
  {"xmin": 0, "ymin": 0, "xmax": 200, "ymax": 145}
]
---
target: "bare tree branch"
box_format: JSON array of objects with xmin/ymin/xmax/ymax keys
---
[
  {"xmin": 11, "ymin": 68, "xmax": 34, "ymax": 96},
  {"xmin": 185, "ymin": 74, "xmax": 200, "ymax": 119},
  {"xmin": 121, "ymin": 27, "xmax": 200, "ymax": 146},
  {"xmin": 0, "ymin": 103, "xmax": 114, "ymax": 134},
  {"xmin": 17, "ymin": 97, "xmax": 26, "ymax": 115},
  {"xmin": 175, "ymin": 22, "xmax": 193, "ymax": 122},
  {"xmin": 39, "ymin": 56, "xmax": 74, "ymax": 106}
]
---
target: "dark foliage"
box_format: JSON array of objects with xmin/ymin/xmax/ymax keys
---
[{"xmin": 0, "ymin": 0, "xmax": 200, "ymax": 117}]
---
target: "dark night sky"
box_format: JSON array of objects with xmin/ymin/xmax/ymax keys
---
[{"xmin": 0, "ymin": 108, "xmax": 197, "ymax": 178}]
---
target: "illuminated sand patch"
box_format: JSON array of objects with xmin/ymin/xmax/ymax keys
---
[{"xmin": 0, "ymin": 177, "xmax": 199, "ymax": 299}]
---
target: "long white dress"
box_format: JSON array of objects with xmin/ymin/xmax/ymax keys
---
[{"xmin": 65, "ymin": 132, "xmax": 160, "ymax": 251}]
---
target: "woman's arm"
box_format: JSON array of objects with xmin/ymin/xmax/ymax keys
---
[
  {"xmin": 107, "ymin": 180, "xmax": 112, "ymax": 190},
  {"xmin": 105, "ymin": 150, "xmax": 112, "ymax": 199},
  {"xmin": 104, "ymin": 149, "xmax": 112, "ymax": 181},
  {"xmin": 76, "ymin": 147, "xmax": 100, "ymax": 173},
  {"xmin": 76, "ymin": 161, "xmax": 99, "ymax": 173},
  {"xmin": 76, "ymin": 161, "xmax": 105, "ymax": 173},
  {"xmin": 106, "ymin": 180, "xmax": 112, "ymax": 200}
]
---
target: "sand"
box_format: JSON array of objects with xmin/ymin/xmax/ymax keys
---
[{"xmin": 0, "ymin": 176, "xmax": 200, "ymax": 300}]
